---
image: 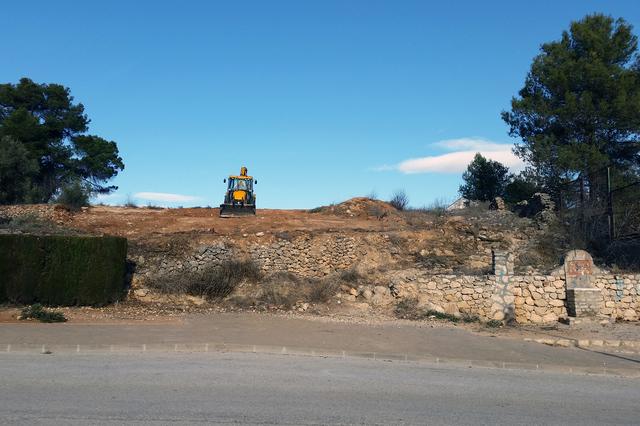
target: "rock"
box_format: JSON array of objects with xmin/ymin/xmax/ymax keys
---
[
  {"xmin": 444, "ymin": 302, "xmax": 460, "ymax": 317},
  {"xmin": 374, "ymin": 285, "xmax": 390, "ymax": 297},
  {"xmin": 255, "ymin": 232, "xmax": 265, "ymax": 237},
  {"xmin": 371, "ymin": 293, "xmax": 392, "ymax": 306},
  {"xmin": 490, "ymin": 197, "xmax": 505, "ymax": 211},
  {"xmin": 186, "ymin": 295, "xmax": 206, "ymax": 306},
  {"xmin": 529, "ymin": 312, "xmax": 543, "ymax": 324},
  {"xmin": 133, "ymin": 288, "xmax": 149, "ymax": 297},
  {"xmin": 360, "ymin": 289, "xmax": 373, "ymax": 300}
]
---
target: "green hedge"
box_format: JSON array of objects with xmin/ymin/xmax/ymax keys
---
[{"xmin": 0, "ymin": 234, "xmax": 127, "ymax": 306}]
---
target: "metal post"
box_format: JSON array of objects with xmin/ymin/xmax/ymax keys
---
[{"xmin": 607, "ymin": 167, "xmax": 614, "ymax": 241}]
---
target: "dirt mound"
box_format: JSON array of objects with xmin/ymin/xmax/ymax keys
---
[{"xmin": 314, "ymin": 197, "xmax": 400, "ymax": 220}]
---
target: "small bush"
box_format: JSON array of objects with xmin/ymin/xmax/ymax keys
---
[
  {"xmin": 424, "ymin": 198, "xmax": 449, "ymax": 217},
  {"xmin": 389, "ymin": 190, "xmax": 409, "ymax": 211},
  {"xmin": 308, "ymin": 279, "xmax": 339, "ymax": 303},
  {"xmin": 56, "ymin": 181, "xmax": 90, "ymax": 211},
  {"xmin": 387, "ymin": 233, "xmax": 406, "ymax": 247},
  {"xmin": 394, "ymin": 298, "xmax": 426, "ymax": 320},
  {"xmin": 124, "ymin": 194, "xmax": 138, "ymax": 208},
  {"xmin": 367, "ymin": 204, "xmax": 387, "ymax": 219},
  {"xmin": 424, "ymin": 309, "xmax": 460, "ymax": 323},
  {"xmin": 258, "ymin": 273, "xmax": 299, "ymax": 308},
  {"xmin": 395, "ymin": 300, "xmax": 469, "ymax": 323},
  {"xmin": 148, "ymin": 260, "xmax": 262, "ymax": 300},
  {"xmin": 196, "ymin": 260, "xmax": 262, "ymax": 299},
  {"xmin": 461, "ymin": 313, "xmax": 480, "ymax": 323},
  {"xmin": 339, "ymin": 269, "xmax": 362, "ymax": 283},
  {"xmin": 485, "ymin": 319, "xmax": 503, "ymax": 328},
  {"xmin": 20, "ymin": 304, "xmax": 67, "ymax": 323}
]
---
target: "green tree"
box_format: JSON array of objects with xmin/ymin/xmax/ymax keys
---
[
  {"xmin": 459, "ymin": 153, "xmax": 510, "ymax": 201},
  {"xmin": 503, "ymin": 173, "xmax": 540, "ymax": 204},
  {"xmin": 0, "ymin": 136, "xmax": 38, "ymax": 204},
  {"xmin": 502, "ymin": 14, "xmax": 640, "ymax": 196},
  {"xmin": 0, "ymin": 78, "xmax": 124, "ymax": 203}
]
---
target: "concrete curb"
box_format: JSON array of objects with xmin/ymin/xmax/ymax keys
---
[
  {"xmin": 524, "ymin": 337, "xmax": 640, "ymax": 352},
  {"xmin": 2, "ymin": 341, "xmax": 639, "ymax": 378}
]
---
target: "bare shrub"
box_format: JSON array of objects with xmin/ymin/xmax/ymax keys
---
[
  {"xmin": 257, "ymin": 272, "xmax": 339, "ymax": 307},
  {"xmin": 190, "ymin": 261, "xmax": 261, "ymax": 299},
  {"xmin": 394, "ymin": 298, "xmax": 425, "ymax": 320},
  {"xmin": 124, "ymin": 194, "xmax": 138, "ymax": 208},
  {"xmin": 423, "ymin": 198, "xmax": 449, "ymax": 216},
  {"xmin": 389, "ymin": 190, "xmax": 409, "ymax": 211},
  {"xmin": 147, "ymin": 260, "xmax": 261, "ymax": 300},
  {"xmin": 339, "ymin": 268, "xmax": 362, "ymax": 283},
  {"xmin": 257, "ymin": 272, "xmax": 300, "ymax": 308},
  {"xmin": 307, "ymin": 279, "xmax": 339, "ymax": 303},
  {"xmin": 387, "ymin": 232, "xmax": 406, "ymax": 247},
  {"xmin": 367, "ymin": 204, "xmax": 387, "ymax": 220}
]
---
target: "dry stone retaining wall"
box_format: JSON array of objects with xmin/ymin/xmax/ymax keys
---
[
  {"xmin": 248, "ymin": 235, "xmax": 360, "ymax": 277},
  {"xmin": 135, "ymin": 234, "xmax": 364, "ymax": 279},
  {"xmin": 386, "ymin": 270, "xmax": 640, "ymax": 324},
  {"xmin": 135, "ymin": 241, "xmax": 234, "ymax": 279},
  {"xmin": 131, "ymin": 235, "xmax": 639, "ymax": 324}
]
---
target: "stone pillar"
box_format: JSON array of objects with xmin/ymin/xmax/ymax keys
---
[
  {"xmin": 563, "ymin": 250, "xmax": 602, "ymax": 322},
  {"xmin": 492, "ymin": 250, "xmax": 514, "ymax": 276},
  {"xmin": 490, "ymin": 250, "xmax": 515, "ymax": 322}
]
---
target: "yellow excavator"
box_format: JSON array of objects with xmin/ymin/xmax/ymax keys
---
[{"xmin": 219, "ymin": 166, "xmax": 257, "ymax": 217}]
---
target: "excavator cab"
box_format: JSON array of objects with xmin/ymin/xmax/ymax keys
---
[{"xmin": 220, "ymin": 167, "xmax": 257, "ymax": 217}]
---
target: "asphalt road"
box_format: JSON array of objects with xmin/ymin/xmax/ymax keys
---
[
  {"xmin": 3, "ymin": 313, "xmax": 640, "ymax": 374},
  {"xmin": 1, "ymin": 351, "xmax": 639, "ymax": 425}
]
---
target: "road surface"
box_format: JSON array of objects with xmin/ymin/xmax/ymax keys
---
[{"xmin": 1, "ymin": 351, "xmax": 638, "ymax": 425}]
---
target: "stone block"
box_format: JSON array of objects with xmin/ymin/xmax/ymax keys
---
[{"xmin": 566, "ymin": 288, "xmax": 602, "ymax": 317}]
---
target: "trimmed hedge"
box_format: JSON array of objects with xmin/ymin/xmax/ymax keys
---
[{"xmin": 0, "ymin": 234, "xmax": 127, "ymax": 306}]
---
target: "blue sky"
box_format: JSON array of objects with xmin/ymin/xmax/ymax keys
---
[{"xmin": 3, "ymin": 1, "xmax": 639, "ymax": 208}]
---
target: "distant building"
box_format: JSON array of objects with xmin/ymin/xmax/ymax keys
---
[
  {"xmin": 446, "ymin": 197, "xmax": 479, "ymax": 211},
  {"xmin": 447, "ymin": 197, "xmax": 469, "ymax": 211}
]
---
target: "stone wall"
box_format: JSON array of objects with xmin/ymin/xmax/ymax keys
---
[
  {"xmin": 362, "ymin": 269, "xmax": 640, "ymax": 324},
  {"xmin": 135, "ymin": 234, "xmax": 366, "ymax": 280},
  {"xmin": 135, "ymin": 241, "xmax": 234, "ymax": 280},
  {"xmin": 131, "ymin": 235, "xmax": 640, "ymax": 325},
  {"xmin": 248, "ymin": 235, "xmax": 360, "ymax": 277}
]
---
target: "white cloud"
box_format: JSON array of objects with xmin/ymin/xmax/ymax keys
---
[
  {"xmin": 432, "ymin": 137, "xmax": 510, "ymax": 152},
  {"xmin": 134, "ymin": 192, "xmax": 201, "ymax": 203},
  {"xmin": 94, "ymin": 193, "xmax": 123, "ymax": 201},
  {"xmin": 379, "ymin": 137, "xmax": 524, "ymax": 174}
]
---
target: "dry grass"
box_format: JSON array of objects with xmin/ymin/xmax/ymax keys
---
[{"xmin": 147, "ymin": 260, "xmax": 262, "ymax": 300}]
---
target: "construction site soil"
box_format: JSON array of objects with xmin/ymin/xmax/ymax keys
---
[{"xmin": 3, "ymin": 199, "xmax": 640, "ymax": 351}]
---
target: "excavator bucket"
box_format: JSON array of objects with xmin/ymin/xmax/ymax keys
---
[{"xmin": 219, "ymin": 204, "xmax": 256, "ymax": 218}]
